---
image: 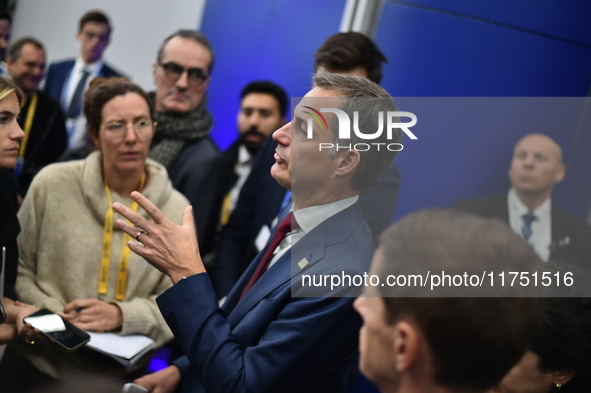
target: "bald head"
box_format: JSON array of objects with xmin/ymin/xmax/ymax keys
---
[
  {"xmin": 517, "ymin": 133, "xmax": 562, "ymax": 160},
  {"xmin": 508, "ymin": 133, "xmax": 565, "ymax": 208}
]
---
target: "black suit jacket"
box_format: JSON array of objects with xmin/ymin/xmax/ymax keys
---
[
  {"xmin": 454, "ymin": 194, "xmax": 591, "ymax": 271},
  {"xmin": 167, "ymin": 136, "xmax": 233, "ymax": 257},
  {"xmin": 221, "ymin": 139, "xmax": 242, "ymax": 191},
  {"xmin": 0, "ymin": 185, "xmax": 19, "ymax": 300},
  {"xmin": 17, "ymin": 90, "xmax": 67, "ymax": 196}
]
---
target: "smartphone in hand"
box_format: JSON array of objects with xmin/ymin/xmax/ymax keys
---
[
  {"xmin": 0, "ymin": 298, "xmax": 6, "ymax": 324},
  {"xmin": 23, "ymin": 308, "xmax": 90, "ymax": 352},
  {"xmin": 122, "ymin": 383, "xmax": 149, "ymax": 393}
]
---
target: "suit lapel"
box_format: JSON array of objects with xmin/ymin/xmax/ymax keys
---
[
  {"xmin": 227, "ymin": 250, "xmax": 292, "ymax": 327},
  {"xmin": 290, "ymin": 203, "xmax": 365, "ymax": 282},
  {"xmin": 550, "ymin": 204, "xmax": 572, "ymax": 259},
  {"xmin": 223, "ymin": 206, "xmax": 292, "ymax": 315},
  {"xmin": 491, "ymin": 194, "xmax": 509, "ymax": 221},
  {"xmin": 59, "ymin": 61, "xmax": 76, "ymax": 110},
  {"xmin": 224, "ymin": 203, "xmax": 365, "ymax": 328}
]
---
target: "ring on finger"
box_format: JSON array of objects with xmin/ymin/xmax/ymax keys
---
[{"xmin": 135, "ymin": 229, "xmax": 147, "ymax": 242}]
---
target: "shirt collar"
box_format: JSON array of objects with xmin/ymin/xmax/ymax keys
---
[
  {"xmin": 292, "ymin": 195, "xmax": 359, "ymax": 234},
  {"xmin": 75, "ymin": 56, "xmax": 104, "ymax": 75},
  {"xmin": 508, "ymin": 187, "xmax": 551, "ymax": 217},
  {"xmin": 237, "ymin": 144, "xmax": 253, "ymax": 166}
]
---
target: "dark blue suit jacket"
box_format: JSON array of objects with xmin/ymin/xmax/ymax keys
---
[
  {"xmin": 213, "ymin": 136, "xmax": 400, "ymax": 297},
  {"xmin": 157, "ymin": 202, "xmax": 374, "ymax": 393},
  {"xmin": 43, "ymin": 59, "xmax": 123, "ymax": 105}
]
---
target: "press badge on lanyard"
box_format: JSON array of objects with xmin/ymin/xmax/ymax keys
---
[{"xmin": 98, "ymin": 174, "xmax": 145, "ymax": 301}]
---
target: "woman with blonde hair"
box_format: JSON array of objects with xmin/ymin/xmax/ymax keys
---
[{"xmin": 0, "ymin": 75, "xmax": 39, "ymax": 344}]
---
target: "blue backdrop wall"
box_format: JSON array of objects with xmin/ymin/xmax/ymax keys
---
[
  {"xmin": 198, "ymin": 2, "xmax": 591, "ymax": 391},
  {"xmin": 200, "ymin": 0, "xmax": 591, "ymax": 222}
]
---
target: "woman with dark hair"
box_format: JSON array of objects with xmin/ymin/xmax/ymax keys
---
[
  {"xmin": 13, "ymin": 77, "xmax": 188, "ymax": 380},
  {"xmin": 491, "ymin": 269, "xmax": 591, "ymax": 393}
]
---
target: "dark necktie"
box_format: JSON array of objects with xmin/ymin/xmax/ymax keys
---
[
  {"xmin": 521, "ymin": 212, "xmax": 537, "ymax": 240},
  {"xmin": 240, "ymin": 213, "xmax": 297, "ymax": 300},
  {"xmin": 66, "ymin": 69, "xmax": 90, "ymax": 119}
]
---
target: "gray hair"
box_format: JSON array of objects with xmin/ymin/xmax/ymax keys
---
[
  {"xmin": 312, "ymin": 69, "xmax": 400, "ymax": 190},
  {"xmin": 157, "ymin": 29, "xmax": 214, "ymax": 74}
]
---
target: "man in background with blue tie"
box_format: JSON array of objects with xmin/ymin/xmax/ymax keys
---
[
  {"xmin": 454, "ymin": 133, "xmax": 591, "ymax": 271},
  {"xmin": 43, "ymin": 10, "xmax": 123, "ymax": 150}
]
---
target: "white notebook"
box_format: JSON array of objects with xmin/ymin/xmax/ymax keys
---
[{"xmin": 86, "ymin": 332, "xmax": 155, "ymax": 367}]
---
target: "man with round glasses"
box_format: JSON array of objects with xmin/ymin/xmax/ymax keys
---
[{"xmin": 149, "ymin": 29, "xmax": 231, "ymax": 258}]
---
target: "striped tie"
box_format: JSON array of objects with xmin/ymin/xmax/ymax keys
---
[{"xmin": 66, "ymin": 69, "xmax": 90, "ymax": 119}]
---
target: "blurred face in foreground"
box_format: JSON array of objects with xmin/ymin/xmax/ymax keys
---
[{"xmin": 354, "ymin": 248, "xmax": 401, "ymax": 391}]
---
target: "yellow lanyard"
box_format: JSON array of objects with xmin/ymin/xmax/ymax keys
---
[
  {"xmin": 99, "ymin": 173, "xmax": 145, "ymax": 301},
  {"xmin": 18, "ymin": 92, "xmax": 38, "ymax": 158}
]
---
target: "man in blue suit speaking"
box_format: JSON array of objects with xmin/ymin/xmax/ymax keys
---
[{"xmin": 113, "ymin": 70, "xmax": 402, "ymax": 393}]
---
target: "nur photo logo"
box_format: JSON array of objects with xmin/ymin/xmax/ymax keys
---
[{"xmin": 304, "ymin": 107, "xmax": 418, "ymax": 152}]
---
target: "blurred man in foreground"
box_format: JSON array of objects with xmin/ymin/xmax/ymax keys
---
[{"xmin": 355, "ymin": 209, "xmax": 545, "ymax": 393}]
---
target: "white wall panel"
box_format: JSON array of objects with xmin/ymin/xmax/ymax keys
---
[{"xmin": 11, "ymin": 0, "xmax": 206, "ymax": 90}]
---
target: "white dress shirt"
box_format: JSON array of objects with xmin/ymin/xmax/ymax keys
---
[
  {"xmin": 267, "ymin": 195, "xmax": 359, "ymax": 269},
  {"xmin": 63, "ymin": 57, "xmax": 104, "ymax": 149},
  {"xmin": 228, "ymin": 145, "xmax": 255, "ymax": 213},
  {"xmin": 507, "ymin": 188, "xmax": 552, "ymax": 261}
]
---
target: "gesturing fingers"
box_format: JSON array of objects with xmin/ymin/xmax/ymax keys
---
[
  {"xmin": 113, "ymin": 200, "xmax": 152, "ymax": 234},
  {"xmin": 115, "ymin": 194, "xmax": 205, "ymax": 283},
  {"xmin": 130, "ymin": 191, "xmax": 169, "ymax": 225},
  {"xmin": 115, "ymin": 218, "xmax": 146, "ymax": 243}
]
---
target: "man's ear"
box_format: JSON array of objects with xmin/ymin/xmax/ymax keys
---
[
  {"xmin": 554, "ymin": 163, "xmax": 566, "ymax": 184},
  {"xmin": 5, "ymin": 56, "xmax": 13, "ymax": 70},
  {"xmin": 551, "ymin": 369, "xmax": 576, "ymax": 387},
  {"xmin": 392, "ymin": 320, "xmax": 420, "ymax": 372},
  {"xmin": 152, "ymin": 62, "xmax": 158, "ymax": 85},
  {"xmin": 335, "ymin": 149, "xmax": 360, "ymax": 177},
  {"xmin": 198, "ymin": 76, "xmax": 212, "ymax": 93}
]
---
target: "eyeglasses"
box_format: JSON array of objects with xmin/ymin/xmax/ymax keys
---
[
  {"xmin": 83, "ymin": 31, "xmax": 109, "ymax": 42},
  {"xmin": 158, "ymin": 61, "xmax": 209, "ymax": 87},
  {"xmin": 102, "ymin": 119, "xmax": 156, "ymax": 143}
]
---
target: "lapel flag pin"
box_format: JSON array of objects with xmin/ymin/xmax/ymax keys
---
[{"xmin": 298, "ymin": 258, "xmax": 309, "ymax": 270}]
